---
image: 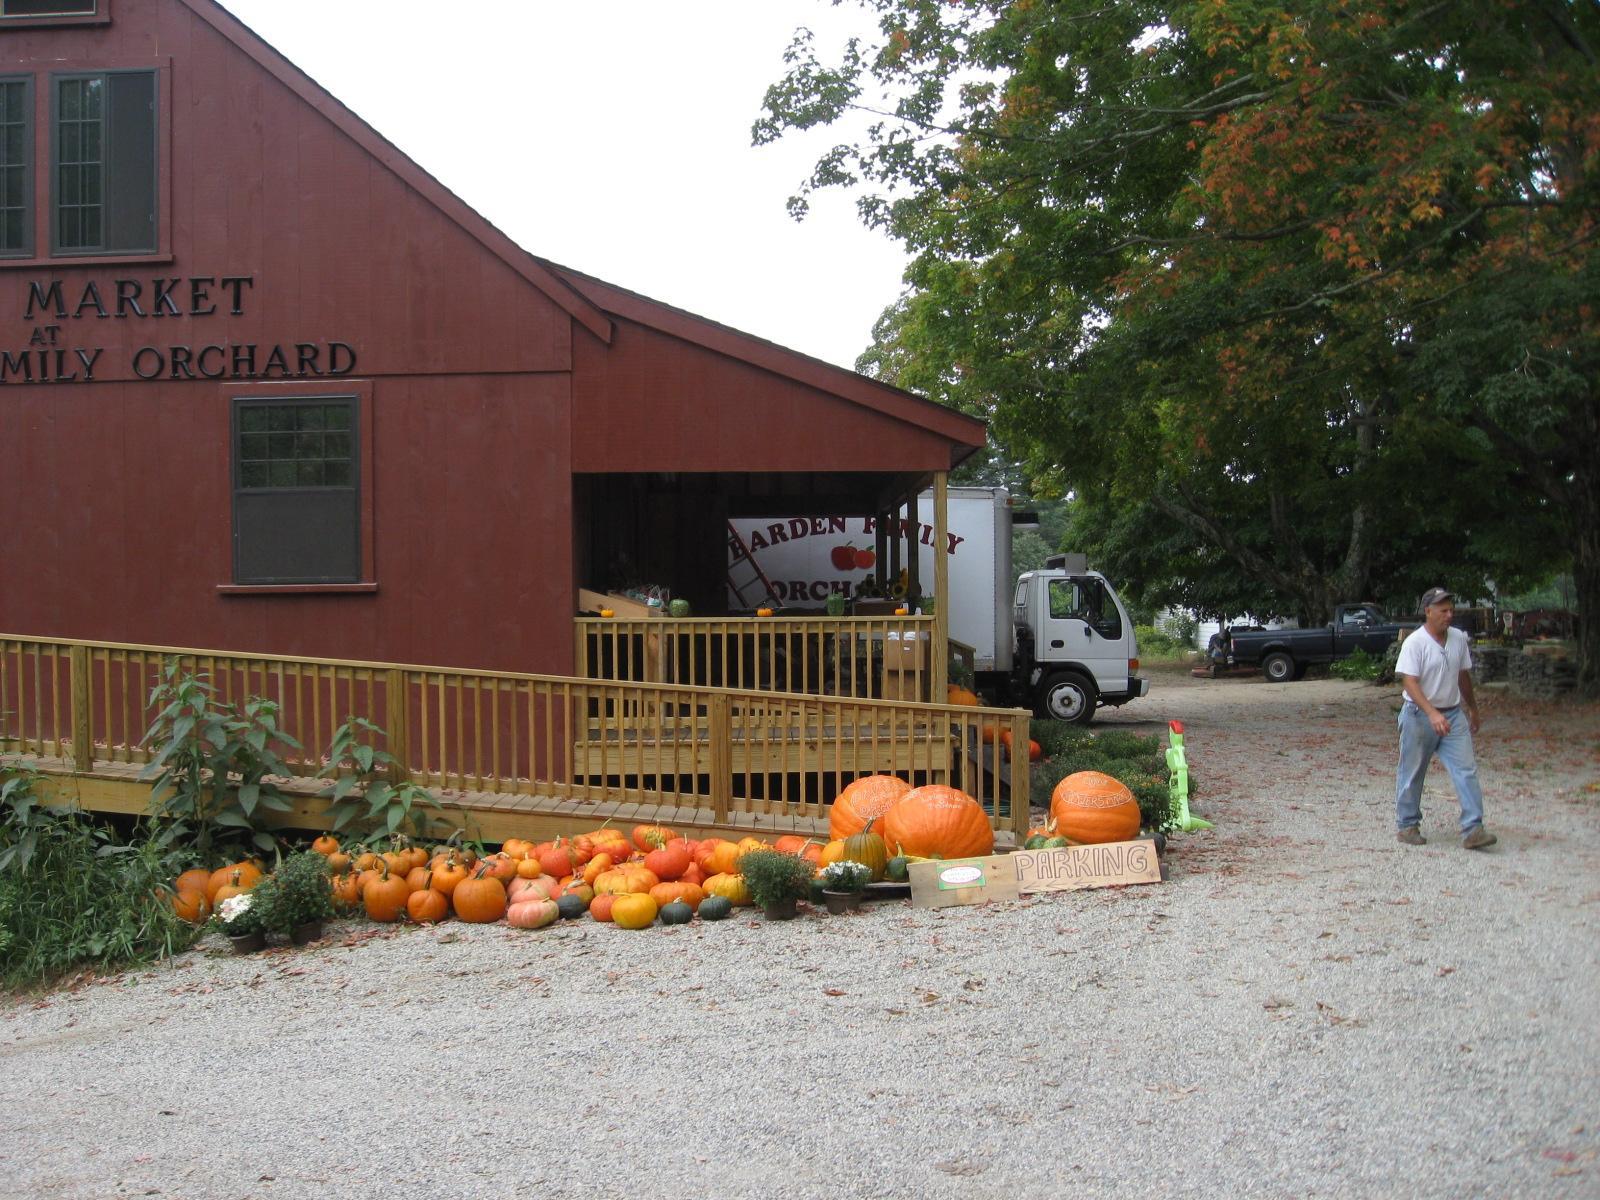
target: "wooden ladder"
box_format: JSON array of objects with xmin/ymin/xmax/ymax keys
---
[{"xmin": 725, "ymin": 521, "xmax": 780, "ymax": 611}]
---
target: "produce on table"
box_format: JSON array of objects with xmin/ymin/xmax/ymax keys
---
[{"xmin": 1049, "ymin": 770, "xmax": 1142, "ymax": 845}]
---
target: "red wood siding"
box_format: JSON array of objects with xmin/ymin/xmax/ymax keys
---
[{"xmin": 570, "ymin": 317, "xmax": 963, "ymax": 474}]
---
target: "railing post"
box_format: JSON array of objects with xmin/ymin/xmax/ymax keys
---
[
  {"xmin": 385, "ymin": 668, "xmax": 411, "ymax": 783},
  {"xmin": 709, "ymin": 692, "xmax": 731, "ymax": 827},
  {"xmin": 1010, "ymin": 709, "xmax": 1031, "ymax": 843},
  {"xmin": 69, "ymin": 644, "xmax": 94, "ymax": 773}
]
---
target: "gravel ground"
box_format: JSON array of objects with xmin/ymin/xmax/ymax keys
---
[{"xmin": 3, "ymin": 666, "xmax": 1597, "ymax": 1200}]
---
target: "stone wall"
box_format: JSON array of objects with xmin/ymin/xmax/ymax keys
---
[{"xmin": 1505, "ymin": 648, "xmax": 1578, "ymax": 700}]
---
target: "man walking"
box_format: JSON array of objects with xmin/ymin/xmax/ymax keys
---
[{"xmin": 1394, "ymin": 587, "xmax": 1495, "ymax": 848}]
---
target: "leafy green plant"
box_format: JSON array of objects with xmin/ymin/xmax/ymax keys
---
[
  {"xmin": 140, "ymin": 659, "xmax": 302, "ymax": 861},
  {"xmin": 737, "ymin": 848, "xmax": 816, "ymax": 908},
  {"xmin": 269, "ymin": 850, "xmax": 334, "ymax": 932},
  {"xmin": 1331, "ymin": 647, "xmax": 1383, "ymax": 681},
  {"xmin": 818, "ymin": 860, "xmax": 871, "ymax": 893},
  {"xmin": 0, "ymin": 761, "xmax": 61, "ymax": 873},
  {"xmin": 0, "ymin": 805, "xmax": 197, "ymax": 988},
  {"xmin": 319, "ymin": 716, "xmax": 449, "ymax": 839},
  {"xmin": 1134, "ymin": 624, "xmax": 1191, "ymax": 662}
]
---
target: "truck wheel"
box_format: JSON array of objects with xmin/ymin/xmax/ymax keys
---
[
  {"xmin": 1037, "ymin": 672, "xmax": 1096, "ymax": 725},
  {"xmin": 1263, "ymin": 652, "xmax": 1295, "ymax": 683}
]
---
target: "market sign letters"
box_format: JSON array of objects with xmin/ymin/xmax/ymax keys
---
[{"xmin": 4, "ymin": 275, "xmax": 357, "ymax": 383}]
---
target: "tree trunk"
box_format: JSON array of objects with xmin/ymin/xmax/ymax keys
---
[{"xmin": 1572, "ymin": 466, "xmax": 1600, "ymax": 697}]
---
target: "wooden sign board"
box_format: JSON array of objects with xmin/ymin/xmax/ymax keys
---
[
  {"xmin": 908, "ymin": 856, "xmax": 1020, "ymax": 909},
  {"xmin": 1010, "ymin": 839, "xmax": 1162, "ymax": 895}
]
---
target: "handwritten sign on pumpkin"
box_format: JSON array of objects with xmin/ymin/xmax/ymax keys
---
[{"xmin": 1010, "ymin": 839, "xmax": 1161, "ymax": 894}]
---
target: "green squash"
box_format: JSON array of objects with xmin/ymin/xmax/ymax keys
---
[
  {"xmin": 885, "ymin": 855, "xmax": 910, "ymax": 883},
  {"xmin": 1024, "ymin": 834, "xmax": 1052, "ymax": 850},
  {"xmin": 556, "ymin": 893, "xmax": 588, "ymax": 920},
  {"xmin": 668, "ymin": 598, "xmax": 692, "ymax": 618},
  {"xmin": 842, "ymin": 819, "xmax": 890, "ymax": 881},
  {"xmin": 1040, "ymin": 836, "xmax": 1071, "ymax": 849},
  {"xmin": 659, "ymin": 899, "xmax": 694, "ymax": 926},
  {"xmin": 698, "ymin": 894, "xmax": 734, "ymax": 922}
]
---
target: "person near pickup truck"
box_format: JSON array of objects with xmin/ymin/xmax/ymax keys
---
[{"xmin": 1394, "ymin": 587, "xmax": 1496, "ymax": 849}]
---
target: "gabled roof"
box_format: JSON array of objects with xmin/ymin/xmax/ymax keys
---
[
  {"xmin": 187, "ymin": 0, "xmax": 984, "ymax": 459},
  {"xmin": 541, "ymin": 260, "xmax": 986, "ymax": 457},
  {"xmin": 186, "ymin": 0, "xmax": 614, "ymax": 345}
]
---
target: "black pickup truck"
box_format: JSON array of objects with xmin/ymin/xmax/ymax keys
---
[{"xmin": 1226, "ymin": 604, "xmax": 1417, "ymax": 682}]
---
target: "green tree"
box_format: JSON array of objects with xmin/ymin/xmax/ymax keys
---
[{"xmin": 756, "ymin": 0, "xmax": 1593, "ymax": 686}]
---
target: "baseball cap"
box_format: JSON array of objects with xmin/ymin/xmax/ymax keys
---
[{"xmin": 1420, "ymin": 587, "xmax": 1454, "ymax": 609}]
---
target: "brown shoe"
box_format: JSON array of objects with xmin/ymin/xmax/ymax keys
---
[
  {"xmin": 1397, "ymin": 826, "xmax": 1426, "ymax": 846},
  {"xmin": 1462, "ymin": 827, "xmax": 1497, "ymax": 850}
]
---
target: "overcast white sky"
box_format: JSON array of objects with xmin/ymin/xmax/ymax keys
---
[{"xmin": 216, "ymin": 0, "xmax": 907, "ymax": 370}]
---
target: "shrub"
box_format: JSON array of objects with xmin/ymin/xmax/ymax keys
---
[
  {"xmin": 1134, "ymin": 625, "xmax": 1190, "ymax": 661},
  {"xmin": 1331, "ymin": 647, "xmax": 1382, "ymax": 681},
  {"xmin": 1, "ymin": 765, "xmax": 197, "ymax": 988}
]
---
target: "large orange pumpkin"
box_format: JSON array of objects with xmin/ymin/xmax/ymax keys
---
[
  {"xmin": 452, "ymin": 874, "xmax": 508, "ymax": 923},
  {"xmin": 828, "ymin": 774, "xmax": 912, "ymax": 841},
  {"xmin": 1049, "ymin": 771, "xmax": 1141, "ymax": 844},
  {"xmin": 698, "ymin": 840, "xmax": 740, "ymax": 877},
  {"xmin": 649, "ymin": 881, "xmax": 707, "ymax": 912},
  {"xmin": 703, "ymin": 872, "xmax": 752, "ymax": 906},
  {"xmin": 946, "ymin": 684, "xmax": 980, "ymax": 707},
  {"xmin": 170, "ymin": 887, "xmax": 211, "ymax": 925},
  {"xmin": 881, "ymin": 785, "xmax": 994, "ymax": 859},
  {"xmin": 206, "ymin": 861, "xmax": 262, "ymax": 905}
]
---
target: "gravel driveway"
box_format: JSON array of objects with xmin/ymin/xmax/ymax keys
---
[{"xmin": 4, "ymin": 666, "xmax": 1597, "ymax": 1200}]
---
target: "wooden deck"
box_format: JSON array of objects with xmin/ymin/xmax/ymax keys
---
[{"xmin": 2, "ymin": 632, "xmax": 1031, "ymax": 848}]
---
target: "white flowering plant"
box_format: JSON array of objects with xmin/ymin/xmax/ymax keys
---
[
  {"xmin": 216, "ymin": 891, "xmax": 263, "ymax": 937},
  {"xmin": 818, "ymin": 860, "xmax": 871, "ymax": 893}
]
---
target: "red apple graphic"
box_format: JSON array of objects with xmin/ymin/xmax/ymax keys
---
[
  {"xmin": 830, "ymin": 544, "xmax": 858, "ymax": 571},
  {"xmin": 854, "ymin": 547, "xmax": 876, "ymax": 569}
]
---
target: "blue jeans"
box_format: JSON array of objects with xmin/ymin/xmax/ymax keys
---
[{"xmin": 1396, "ymin": 704, "xmax": 1485, "ymax": 833}]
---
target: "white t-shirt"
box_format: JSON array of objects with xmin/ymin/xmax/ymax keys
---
[{"xmin": 1395, "ymin": 625, "xmax": 1473, "ymax": 708}]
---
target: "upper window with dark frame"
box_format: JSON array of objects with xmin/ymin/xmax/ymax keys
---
[
  {"xmin": 53, "ymin": 70, "xmax": 155, "ymax": 254},
  {"xmin": 1, "ymin": 1, "xmax": 98, "ymax": 16},
  {"xmin": 0, "ymin": 77, "xmax": 29, "ymax": 256},
  {"xmin": 233, "ymin": 398, "xmax": 361, "ymax": 585}
]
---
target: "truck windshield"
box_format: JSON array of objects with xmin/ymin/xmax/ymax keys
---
[{"xmin": 1339, "ymin": 605, "xmax": 1387, "ymax": 625}]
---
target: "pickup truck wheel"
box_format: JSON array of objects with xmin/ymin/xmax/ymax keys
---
[
  {"xmin": 1263, "ymin": 652, "xmax": 1295, "ymax": 683},
  {"xmin": 1037, "ymin": 672, "xmax": 1096, "ymax": 725}
]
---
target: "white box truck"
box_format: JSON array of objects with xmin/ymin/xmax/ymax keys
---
[{"xmin": 728, "ymin": 487, "xmax": 1149, "ymax": 724}]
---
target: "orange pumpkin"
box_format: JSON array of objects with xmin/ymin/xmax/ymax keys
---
[
  {"xmin": 206, "ymin": 861, "xmax": 262, "ymax": 905},
  {"xmin": 828, "ymin": 774, "xmax": 912, "ymax": 841},
  {"xmin": 594, "ymin": 865, "xmax": 659, "ymax": 896},
  {"xmin": 310, "ymin": 834, "xmax": 341, "ymax": 855},
  {"xmin": 632, "ymin": 824, "xmax": 677, "ymax": 852},
  {"xmin": 406, "ymin": 880, "xmax": 449, "ymax": 924},
  {"xmin": 697, "ymin": 839, "xmax": 740, "ymax": 877},
  {"xmin": 515, "ymin": 856, "xmax": 546, "ymax": 880},
  {"xmin": 330, "ymin": 871, "xmax": 362, "ymax": 908},
  {"xmin": 501, "ymin": 837, "xmax": 534, "ymax": 861},
  {"xmin": 508, "ymin": 875, "xmax": 560, "ymax": 905},
  {"xmin": 170, "ymin": 887, "xmax": 211, "ymax": 925},
  {"xmin": 881, "ymin": 785, "xmax": 994, "ymax": 859},
  {"xmin": 404, "ymin": 865, "xmax": 431, "ymax": 892},
  {"xmin": 773, "ymin": 835, "xmax": 809, "ymax": 856},
  {"xmin": 999, "ymin": 730, "xmax": 1044, "ymax": 762},
  {"xmin": 582, "ymin": 852, "xmax": 617, "ymax": 887},
  {"xmin": 649, "ymin": 881, "xmax": 707, "ymax": 912},
  {"xmin": 735, "ymin": 836, "xmax": 768, "ymax": 857},
  {"xmin": 1049, "ymin": 771, "xmax": 1141, "ymax": 845},
  {"xmin": 174, "ymin": 867, "xmax": 212, "ymax": 898},
  {"xmin": 210, "ymin": 869, "xmax": 255, "ymax": 909},
  {"xmin": 643, "ymin": 842, "xmax": 690, "ymax": 882},
  {"xmin": 588, "ymin": 893, "xmax": 619, "ymax": 922},
  {"xmin": 946, "ymin": 684, "xmax": 980, "ymax": 706},
  {"xmin": 476, "ymin": 853, "xmax": 518, "ymax": 884},
  {"xmin": 979, "ymin": 722, "xmax": 1002, "ymax": 745},
  {"xmin": 430, "ymin": 856, "xmax": 469, "ymax": 897},
  {"xmin": 538, "ymin": 841, "xmax": 575, "ymax": 880},
  {"xmin": 363, "ymin": 864, "xmax": 412, "ymax": 923},
  {"xmin": 819, "ymin": 839, "xmax": 847, "ymax": 867},
  {"xmin": 326, "ymin": 851, "xmax": 352, "ymax": 875},
  {"xmin": 452, "ymin": 874, "xmax": 508, "ymax": 923}
]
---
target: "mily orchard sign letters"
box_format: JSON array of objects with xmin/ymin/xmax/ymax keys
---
[{"xmin": 3, "ymin": 274, "xmax": 357, "ymax": 384}]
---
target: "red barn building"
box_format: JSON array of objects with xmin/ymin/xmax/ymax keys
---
[{"xmin": 1, "ymin": 0, "xmax": 984, "ymax": 682}]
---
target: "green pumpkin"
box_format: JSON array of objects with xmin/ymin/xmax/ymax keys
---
[
  {"xmin": 668, "ymin": 598, "xmax": 692, "ymax": 618},
  {"xmin": 659, "ymin": 899, "xmax": 694, "ymax": 926},
  {"xmin": 842, "ymin": 820, "xmax": 889, "ymax": 882},
  {"xmin": 556, "ymin": 893, "xmax": 588, "ymax": 920},
  {"xmin": 1040, "ymin": 836, "xmax": 1071, "ymax": 849},
  {"xmin": 698, "ymin": 894, "xmax": 733, "ymax": 922},
  {"xmin": 825, "ymin": 594, "xmax": 847, "ymax": 617},
  {"xmin": 886, "ymin": 855, "xmax": 910, "ymax": 883},
  {"xmin": 1024, "ymin": 834, "xmax": 1052, "ymax": 850}
]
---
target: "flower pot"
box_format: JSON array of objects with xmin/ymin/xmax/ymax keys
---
[
  {"xmin": 821, "ymin": 889, "xmax": 863, "ymax": 915},
  {"xmin": 289, "ymin": 919, "xmax": 325, "ymax": 945},
  {"xmin": 227, "ymin": 931, "xmax": 266, "ymax": 955},
  {"xmin": 761, "ymin": 897, "xmax": 800, "ymax": 921}
]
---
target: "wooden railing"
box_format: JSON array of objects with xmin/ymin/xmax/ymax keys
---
[
  {"xmin": 575, "ymin": 614, "xmax": 938, "ymax": 703},
  {"xmin": 1, "ymin": 633, "xmax": 1031, "ymax": 840}
]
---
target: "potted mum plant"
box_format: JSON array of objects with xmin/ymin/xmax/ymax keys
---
[
  {"xmin": 216, "ymin": 889, "xmax": 269, "ymax": 954},
  {"xmin": 738, "ymin": 848, "xmax": 816, "ymax": 921},
  {"xmin": 273, "ymin": 850, "xmax": 335, "ymax": 944},
  {"xmin": 817, "ymin": 860, "xmax": 871, "ymax": 914}
]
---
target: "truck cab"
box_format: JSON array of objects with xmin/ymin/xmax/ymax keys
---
[{"xmin": 1012, "ymin": 567, "xmax": 1148, "ymax": 724}]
